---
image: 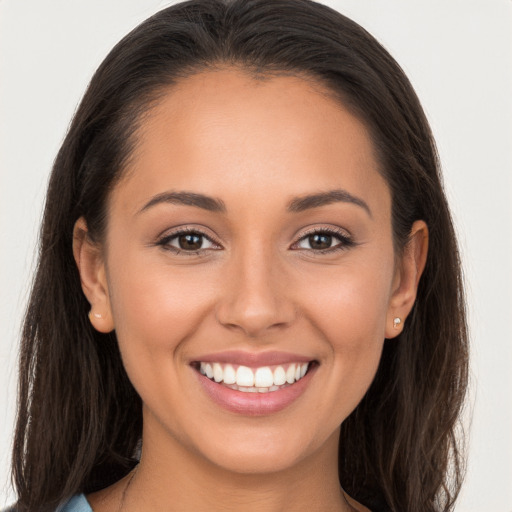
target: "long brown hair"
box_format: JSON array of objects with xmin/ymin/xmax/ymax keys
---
[{"xmin": 11, "ymin": 1, "xmax": 468, "ymax": 510}]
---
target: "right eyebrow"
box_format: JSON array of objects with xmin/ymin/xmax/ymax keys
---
[
  {"xmin": 137, "ymin": 191, "xmax": 227, "ymax": 214},
  {"xmin": 286, "ymin": 189, "xmax": 372, "ymax": 218}
]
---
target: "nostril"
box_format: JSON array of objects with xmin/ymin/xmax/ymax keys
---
[{"xmin": 215, "ymin": 299, "xmax": 296, "ymax": 338}]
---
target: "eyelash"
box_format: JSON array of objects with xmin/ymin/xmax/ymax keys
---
[
  {"xmin": 155, "ymin": 226, "xmax": 355, "ymax": 256},
  {"xmin": 155, "ymin": 227, "xmax": 221, "ymax": 256},
  {"xmin": 291, "ymin": 226, "xmax": 355, "ymax": 254}
]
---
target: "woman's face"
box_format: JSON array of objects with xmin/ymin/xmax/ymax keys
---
[{"xmin": 79, "ymin": 68, "xmax": 423, "ymax": 475}]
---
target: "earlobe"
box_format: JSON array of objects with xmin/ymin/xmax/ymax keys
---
[
  {"xmin": 386, "ymin": 220, "xmax": 429, "ymax": 339},
  {"xmin": 73, "ymin": 217, "xmax": 115, "ymax": 333}
]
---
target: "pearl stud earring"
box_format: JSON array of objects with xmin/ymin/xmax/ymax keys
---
[{"xmin": 393, "ymin": 317, "xmax": 402, "ymax": 329}]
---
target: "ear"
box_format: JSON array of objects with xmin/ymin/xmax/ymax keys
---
[
  {"xmin": 386, "ymin": 220, "xmax": 429, "ymax": 339},
  {"xmin": 73, "ymin": 217, "xmax": 115, "ymax": 333}
]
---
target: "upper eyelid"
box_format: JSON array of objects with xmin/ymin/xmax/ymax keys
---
[
  {"xmin": 294, "ymin": 226, "xmax": 351, "ymax": 241},
  {"xmin": 290, "ymin": 226, "xmax": 354, "ymax": 252},
  {"xmin": 156, "ymin": 225, "xmax": 352, "ymax": 249},
  {"xmin": 158, "ymin": 226, "xmax": 221, "ymax": 244}
]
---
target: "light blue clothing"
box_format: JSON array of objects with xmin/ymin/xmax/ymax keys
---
[
  {"xmin": 2, "ymin": 494, "xmax": 92, "ymax": 512},
  {"xmin": 57, "ymin": 495, "xmax": 93, "ymax": 512}
]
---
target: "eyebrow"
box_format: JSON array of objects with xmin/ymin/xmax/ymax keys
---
[
  {"xmin": 138, "ymin": 191, "xmax": 227, "ymax": 214},
  {"xmin": 138, "ymin": 188, "xmax": 371, "ymax": 217},
  {"xmin": 286, "ymin": 189, "xmax": 372, "ymax": 217}
]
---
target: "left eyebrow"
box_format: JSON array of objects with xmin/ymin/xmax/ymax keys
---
[{"xmin": 286, "ymin": 189, "xmax": 372, "ymax": 218}]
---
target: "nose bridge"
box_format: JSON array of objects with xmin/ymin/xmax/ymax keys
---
[{"xmin": 215, "ymin": 237, "xmax": 294, "ymax": 337}]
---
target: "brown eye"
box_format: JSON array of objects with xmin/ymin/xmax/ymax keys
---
[
  {"xmin": 294, "ymin": 229, "xmax": 353, "ymax": 253},
  {"xmin": 178, "ymin": 233, "xmax": 203, "ymax": 250},
  {"xmin": 308, "ymin": 233, "xmax": 332, "ymax": 250},
  {"xmin": 159, "ymin": 230, "xmax": 217, "ymax": 252}
]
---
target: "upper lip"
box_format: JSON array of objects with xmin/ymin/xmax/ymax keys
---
[{"xmin": 190, "ymin": 350, "xmax": 315, "ymax": 367}]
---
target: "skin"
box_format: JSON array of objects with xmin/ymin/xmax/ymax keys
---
[{"xmin": 74, "ymin": 68, "xmax": 428, "ymax": 512}]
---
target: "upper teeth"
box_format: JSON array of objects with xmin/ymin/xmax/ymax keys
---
[{"xmin": 199, "ymin": 362, "xmax": 309, "ymax": 388}]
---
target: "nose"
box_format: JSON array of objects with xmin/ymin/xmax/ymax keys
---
[{"xmin": 215, "ymin": 245, "xmax": 296, "ymax": 338}]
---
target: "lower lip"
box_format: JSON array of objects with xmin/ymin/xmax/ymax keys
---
[{"xmin": 195, "ymin": 365, "xmax": 316, "ymax": 416}]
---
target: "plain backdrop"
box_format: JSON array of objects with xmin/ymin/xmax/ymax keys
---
[{"xmin": 1, "ymin": 1, "xmax": 511, "ymax": 510}]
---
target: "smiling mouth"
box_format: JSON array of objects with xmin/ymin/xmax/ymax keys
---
[{"xmin": 192, "ymin": 361, "xmax": 315, "ymax": 393}]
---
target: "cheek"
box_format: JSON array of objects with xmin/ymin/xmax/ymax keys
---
[
  {"xmin": 105, "ymin": 253, "xmax": 218, "ymax": 420},
  {"xmin": 299, "ymin": 255, "xmax": 394, "ymax": 417},
  {"xmin": 106, "ymin": 251, "xmax": 216, "ymax": 356},
  {"xmin": 305, "ymin": 260, "xmax": 394, "ymax": 348}
]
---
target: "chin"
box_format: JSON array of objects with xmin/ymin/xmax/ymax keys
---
[
  {"xmin": 208, "ymin": 443, "xmax": 309, "ymax": 475},
  {"xmin": 190, "ymin": 421, "xmax": 331, "ymax": 476}
]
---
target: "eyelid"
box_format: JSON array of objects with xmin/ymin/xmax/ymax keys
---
[
  {"xmin": 155, "ymin": 225, "xmax": 223, "ymax": 253},
  {"xmin": 290, "ymin": 225, "xmax": 355, "ymax": 252},
  {"xmin": 153, "ymin": 224, "xmax": 355, "ymax": 256}
]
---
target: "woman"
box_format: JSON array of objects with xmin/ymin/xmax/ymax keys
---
[{"xmin": 8, "ymin": 0, "xmax": 468, "ymax": 511}]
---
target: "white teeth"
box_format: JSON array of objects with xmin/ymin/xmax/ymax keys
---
[
  {"xmin": 273, "ymin": 366, "xmax": 286, "ymax": 386},
  {"xmin": 213, "ymin": 363, "xmax": 223, "ymax": 383},
  {"xmin": 198, "ymin": 361, "xmax": 311, "ymax": 392},
  {"xmin": 223, "ymin": 364, "xmax": 236, "ymax": 385},
  {"xmin": 238, "ymin": 386, "xmax": 258, "ymax": 393},
  {"xmin": 236, "ymin": 365, "xmax": 255, "ymax": 387},
  {"xmin": 286, "ymin": 364, "xmax": 296, "ymax": 384},
  {"xmin": 254, "ymin": 367, "xmax": 273, "ymax": 388}
]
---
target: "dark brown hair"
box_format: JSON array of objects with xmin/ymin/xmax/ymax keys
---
[{"xmin": 11, "ymin": 1, "xmax": 468, "ymax": 511}]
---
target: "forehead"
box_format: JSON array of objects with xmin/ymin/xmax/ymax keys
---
[{"xmin": 114, "ymin": 68, "xmax": 389, "ymax": 216}]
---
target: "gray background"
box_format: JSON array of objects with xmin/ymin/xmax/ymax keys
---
[{"xmin": 1, "ymin": 1, "xmax": 511, "ymax": 510}]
